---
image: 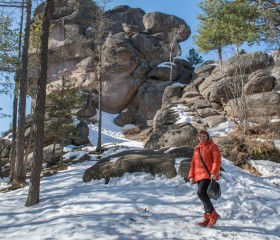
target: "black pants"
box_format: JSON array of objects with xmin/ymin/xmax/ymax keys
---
[{"xmin": 197, "ymin": 179, "xmax": 214, "ymax": 213}]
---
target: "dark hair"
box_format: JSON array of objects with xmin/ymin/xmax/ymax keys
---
[{"xmin": 197, "ymin": 129, "xmax": 210, "ymax": 140}]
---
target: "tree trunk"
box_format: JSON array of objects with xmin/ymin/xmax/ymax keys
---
[
  {"xmin": 235, "ymin": 45, "xmax": 239, "ymax": 56},
  {"xmin": 96, "ymin": 48, "xmax": 102, "ymax": 153},
  {"xmin": 9, "ymin": 86, "xmax": 18, "ymax": 183},
  {"xmin": 218, "ymin": 47, "xmax": 223, "ymax": 69},
  {"xmin": 60, "ymin": 138, "xmax": 64, "ymax": 162},
  {"xmin": 10, "ymin": 0, "xmax": 24, "ymax": 183},
  {"xmin": 26, "ymin": 0, "xmax": 54, "ymax": 207},
  {"xmin": 13, "ymin": 0, "xmax": 32, "ymax": 188},
  {"xmin": 51, "ymin": 139, "xmax": 56, "ymax": 162},
  {"xmin": 91, "ymin": 0, "xmax": 112, "ymax": 153},
  {"xmin": 24, "ymin": 115, "xmax": 34, "ymax": 163}
]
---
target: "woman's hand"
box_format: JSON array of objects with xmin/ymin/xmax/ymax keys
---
[
  {"xmin": 210, "ymin": 174, "xmax": 216, "ymax": 181},
  {"xmin": 189, "ymin": 178, "xmax": 194, "ymax": 184}
]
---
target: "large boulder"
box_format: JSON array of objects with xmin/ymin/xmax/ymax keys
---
[
  {"xmin": 0, "ymin": 138, "xmax": 11, "ymax": 159},
  {"xmin": 26, "ymin": 144, "xmax": 62, "ymax": 169},
  {"xmin": 85, "ymin": 147, "xmax": 196, "ymax": 183},
  {"xmin": 101, "ymin": 32, "xmax": 146, "ymax": 113},
  {"xmin": 148, "ymin": 63, "xmax": 181, "ymax": 81},
  {"xmin": 208, "ymin": 75, "xmax": 250, "ymax": 103},
  {"xmin": 143, "ymin": 12, "xmax": 191, "ymax": 42},
  {"xmin": 224, "ymin": 91, "xmax": 280, "ymax": 122},
  {"xmin": 162, "ymin": 85, "xmax": 183, "ymax": 106},
  {"xmin": 130, "ymin": 33, "xmax": 170, "ymax": 68},
  {"xmin": 145, "ymin": 123, "xmax": 198, "ymax": 150},
  {"xmin": 106, "ymin": 5, "xmax": 145, "ymax": 34},
  {"xmin": 131, "ymin": 80, "xmax": 172, "ymax": 126},
  {"xmin": 71, "ymin": 121, "xmax": 90, "ymax": 146},
  {"xmin": 0, "ymin": 138, "xmax": 11, "ymax": 174},
  {"xmin": 82, "ymin": 150, "xmax": 178, "ymax": 183},
  {"xmin": 113, "ymin": 106, "xmax": 137, "ymax": 126},
  {"xmin": 244, "ymin": 69, "xmax": 275, "ymax": 95},
  {"xmin": 217, "ymin": 52, "xmax": 271, "ymax": 77}
]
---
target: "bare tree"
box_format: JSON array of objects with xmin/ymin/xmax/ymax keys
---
[
  {"xmin": 92, "ymin": 0, "xmax": 112, "ymax": 153},
  {"xmin": 219, "ymin": 54, "xmax": 261, "ymax": 134},
  {"xmin": 163, "ymin": 28, "xmax": 181, "ymax": 82},
  {"xmin": 26, "ymin": 0, "xmax": 54, "ymax": 207}
]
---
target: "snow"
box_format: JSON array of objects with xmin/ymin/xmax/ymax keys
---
[
  {"xmin": 274, "ymin": 140, "xmax": 280, "ymax": 149},
  {"xmin": 172, "ymin": 82, "xmax": 185, "ymax": 87},
  {"xmin": 88, "ymin": 111, "xmax": 143, "ymax": 150},
  {"xmin": 249, "ymin": 160, "xmax": 280, "ymax": 187},
  {"xmin": 157, "ymin": 62, "xmax": 176, "ymax": 68},
  {"xmin": 173, "ymin": 104, "xmax": 195, "ymax": 125},
  {"xmin": 1, "ymin": 111, "xmax": 280, "ymax": 240},
  {"xmin": 172, "ymin": 104, "xmax": 236, "ymax": 138},
  {"xmin": 207, "ymin": 121, "xmax": 236, "ymax": 137}
]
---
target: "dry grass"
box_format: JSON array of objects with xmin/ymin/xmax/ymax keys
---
[{"xmin": 219, "ymin": 124, "xmax": 280, "ymax": 176}]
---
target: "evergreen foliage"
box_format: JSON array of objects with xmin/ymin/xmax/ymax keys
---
[
  {"xmin": 194, "ymin": 0, "xmax": 230, "ymax": 62},
  {"xmin": 222, "ymin": 0, "xmax": 261, "ymax": 50},
  {"xmin": 46, "ymin": 77, "xmax": 83, "ymax": 153},
  {"xmin": 254, "ymin": 0, "xmax": 280, "ymax": 50},
  {"xmin": 0, "ymin": 15, "xmax": 18, "ymax": 117},
  {"xmin": 194, "ymin": 0, "xmax": 279, "ymax": 59},
  {"xmin": 0, "ymin": 15, "xmax": 18, "ymax": 73},
  {"xmin": 186, "ymin": 48, "xmax": 204, "ymax": 66}
]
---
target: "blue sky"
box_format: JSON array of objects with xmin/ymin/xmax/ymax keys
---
[{"xmin": 0, "ymin": 0, "xmax": 267, "ymax": 135}]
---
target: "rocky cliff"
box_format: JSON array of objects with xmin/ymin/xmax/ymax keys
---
[{"xmin": 28, "ymin": 0, "xmax": 192, "ymax": 126}]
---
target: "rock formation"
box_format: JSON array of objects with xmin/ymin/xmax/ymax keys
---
[
  {"xmin": 28, "ymin": 1, "xmax": 192, "ymax": 126},
  {"xmin": 146, "ymin": 51, "xmax": 280, "ymax": 150}
]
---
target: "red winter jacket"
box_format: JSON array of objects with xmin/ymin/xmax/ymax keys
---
[{"xmin": 188, "ymin": 139, "xmax": 221, "ymax": 183}]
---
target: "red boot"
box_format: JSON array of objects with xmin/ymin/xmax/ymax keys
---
[
  {"xmin": 207, "ymin": 210, "xmax": 220, "ymax": 227},
  {"xmin": 197, "ymin": 213, "xmax": 209, "ymax": 227}
]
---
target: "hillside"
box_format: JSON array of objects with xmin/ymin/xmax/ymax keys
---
[{"xmin": 0, "ymin": 112, "xmax": 280, "ymax": 240}]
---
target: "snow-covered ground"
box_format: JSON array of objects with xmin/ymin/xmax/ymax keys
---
[{"xmin": 1, "ymin": 111, "xmax": 280, "ymax": 240}]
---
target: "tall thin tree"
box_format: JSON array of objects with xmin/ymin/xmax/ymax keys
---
[
  {"xmin": 26, "ymin": 0, "xmax": 54, "ymax": 207},
  {"xmin": 93, "ymin": 0, "xmax": 112, "ymax": 153},
  {"xmin": 10, "ymin": 0, "xmax": 25, "ymax": 184},
  {"xmin": 13, "ymin": 0, "xmax": 32, "ymax": 188}
]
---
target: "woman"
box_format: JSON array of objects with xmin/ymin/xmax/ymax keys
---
[{"xmin": 188, "ymin": 129, "xmax": 221, "ymax": 227}]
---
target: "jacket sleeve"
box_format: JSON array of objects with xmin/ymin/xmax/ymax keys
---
[
  {"xmin": 210, "ymin": 144, "xmax": 221, "ymax": 176},
  {"xmin": 188, "ymin": 149, "xmax": 196, "ymax": 179}
]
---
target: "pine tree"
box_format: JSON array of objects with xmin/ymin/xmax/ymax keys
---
[
  {"xmin": 0, "ymin": 15, "xmax": 18, "ymax": 73},
  {"xmin": 194, "ymin": 0, "xmax": 230, "ymax": 63},
  {"xmin": 219, "ymin": 0, "xmax": 261, "ymax": 55},
  {"xmin": 195, "ymin": 0, "xmax": 263, "ymax": 60},
  {"xmin": 0, "ymin": 14, "xmax": 18, "ymax": 118},
  {"xmin": 46, "ymin": 77, "xmax": 82, "ymax": 161},
  {"xmin": 186, "ymin": 48, "xmax": 204, "ymax": 66},
  {"xmin": 252, "ymin": 0, "xmax": 280, "ymax": 50}
]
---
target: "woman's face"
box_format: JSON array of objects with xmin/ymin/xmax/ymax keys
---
[{"xmin": 198, "ymin": 133, "xmax": 208, "ymax": 143}]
